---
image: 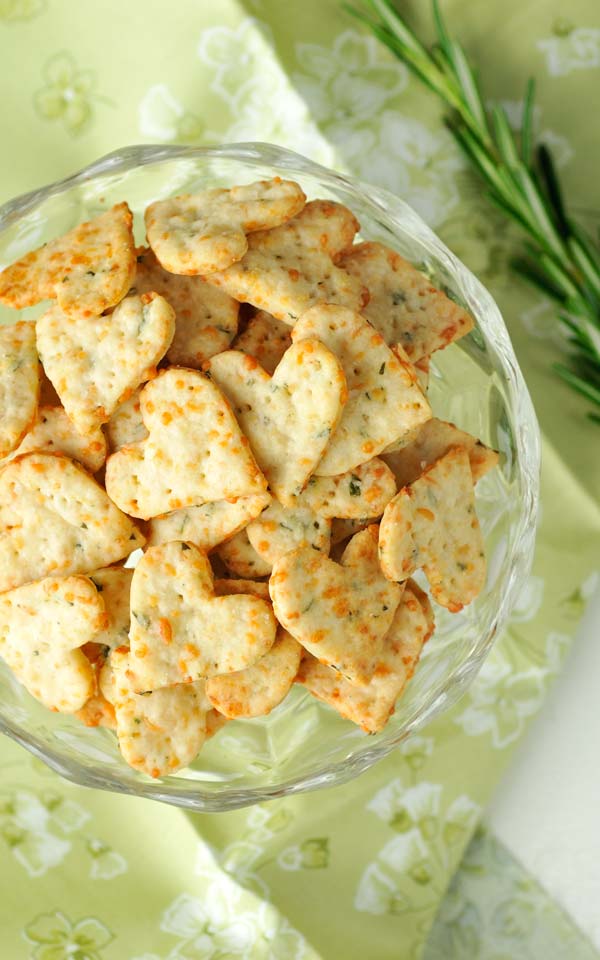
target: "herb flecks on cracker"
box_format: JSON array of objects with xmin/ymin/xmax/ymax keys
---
[{"xmin": 0, "ymin": 202, "xmax": 136, "ymax": 316}]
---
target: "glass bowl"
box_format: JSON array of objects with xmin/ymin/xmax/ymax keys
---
[{"xmin": 0, "ymin": 143, "xmax": 540, "ymax": 811}]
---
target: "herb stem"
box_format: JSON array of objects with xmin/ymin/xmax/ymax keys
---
[{"xmin": 347, "ymin": 0, "xmax": 600, "ymax": 420}]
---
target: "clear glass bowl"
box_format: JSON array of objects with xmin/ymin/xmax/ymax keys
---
[{"xmin": 0, "ymin": 143, "xmax": 540, "ymax": 811}]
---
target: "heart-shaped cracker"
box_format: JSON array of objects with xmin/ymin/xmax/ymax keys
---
[
  {"xmin": 145, "ymin": 178, "xmax": 306, "ymax": 275},
  {"xmin": 203, "ymin": 200, "xmax": 368, "ymax": 323},
  {"xmin": 105, "ymin": 367, "xmax": 267, "ymax": 519},
  {"xmin": 101, "ymin": 647, "xmax": 225, "ymax": 742},
  {"xmin": 128, "ymin": 540, "xmax": 277, "ymax": 690},
  {"xmin": 134, "ymin": 247, "xmax": 239, "ymax": 367},
  {"xmin": 246, "ymin": 501, "xmax": 331, "ymax": 569},
  {"xmin": 1, "ymin": 406, "xmax": 107, "ymax": 473},
  {"xmin": 270, "ymin": 525, "xmax": 402, "ymax": 684},
  {"xmin": 74, "ymin": 566, "xmax": 133, "ymax": 730},
  {"xmin": 88, "ymin": 566, "xmax": 134, "ymax": 651},
  {"xmin": 292, "ymin": 305, "xmax": 431, "ymax": 475},
  {"xmin": 207, "ymin": 627, "xmax": 302, "ymax": 719},
  {"xmin": 0, "ymin": 575, "xmax": 106, "ymax": 712},
  {"xmin": 293, "ymin": 457, "xmax": 396, "ymax": 519},
  {"xmin": 298, "ymin": 580, "xmax": 433, "ymax": 732},
  {"xmin": 0, "ymin": 321, "xmax": 40, "ymax": 460},
  {"xmin": 379, "ymin": 446, "xmax": 485, "ymax": 611},
  {"xmin": 37, "ymin": 292, "xmax": 175, "ymax": 434},
  {"xmin": 146, "ymin": 492, "xmax": 271, "ymax": 552},
  {"xmin": 0, "ymin": 202, "xmax": 136, "ymax": 316},
  {"xmin": 109, "ymin": 646, "xmax": 209, "ymax": 777},
  {"xmin": 206, "ymin": 341, "xmax": 347, "ymax": 504},
  {"xmin": 105, "ymin": 388, "xmax": 148, "ymax": 451},
  {"xmin": 216, "ymin": 529, "xmax": 273, "ymax": 579},
  {"xmin": 382, "ymin": 417, "xmax": 499, "ymax": 488},
  {"xmin": 339, "ymin": 242, "xmax": 474, "ymax": 361},
  {"xmin": 232, "ymin": 310, "xmax": 292, "ymax": 375},
  {"xmin": 0, "ymin": 452, "xmax": 145, "ymax": 593}
]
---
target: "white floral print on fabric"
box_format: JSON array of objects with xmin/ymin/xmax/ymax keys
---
[
  {"xmin": 245, "ymin": 804, "xmax": 294, "ymax": 843},
  {"xmin": 278, "ymin": 837, "xmax": 330, "ymax": 871},
  {"xmin": 452, "ymin": 659, "xmax": 547, "ymax": 749},
  {"xmin": 23, "ymin": 911, "xmax": 113, "ymax": 960},
  {"xmin": 223, "ymin": 76, "xmax": 334, "ymax": 165},
  {"xmin": 197, "ymin": 17, "xmax": 276, "ymax": 106},
  {"xmin": 197, "ymin": 17, "xmax": 333, "ymax": 165},
  {"xmin": 561, "ymin": 570, "xmax": 600, "ymax": 618},
  {"xmin": 33, "ymin": 51, "xmax": 109, "ymax": 136},
  {"xmin": 359, "ymin": 113, "xmax": 465, "ymax": 226},
  {"xmin": 161, "ymin": 892, "xmax": 257, "ymax": 958},
  {"xmin": 452, "ymin": 566, "xmax": 599, "ymax": 750},
  {"xmin": 537, "ymin": 27, "xmax": 600, "ymax": 76},
  {"xmin": 0, "ymin": 787, "xmax": 89, "ymax": 877},
  {"xmin": 144, "ymin": 890, "xmax": 311, "ymax": 960},
  {"xmin": 192, "ymin": 838, "xmax": 315, "ymax": 957},
  {"xmin": 356, "ymin": 779, "xmax": 480, "ymax": 917},
  {"xmin": 86, "ymin": 837, "xmax": 128, "ymax": 880},
  {"xmin": 138, "ymin": 84, "xmax": 203, "ymax": 142},
  {"xmin": 291, "ymin": 32, "xmax": 465, "ymax": 226},
  {"xmin": 424, "ymin": 824, "xmax": 600, "ymax": 960},
  {"xmin": 219, "ymin": 839, "xmax": 271, "ymax": 900},
  {"xmin": 292, "ymin": 31, "xmax": 407, "ymax": 130}
]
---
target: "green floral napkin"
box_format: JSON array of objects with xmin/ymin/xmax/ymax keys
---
[{"xmin": 1, "ymin": 1, "xmax": 599, "ymax": 958}]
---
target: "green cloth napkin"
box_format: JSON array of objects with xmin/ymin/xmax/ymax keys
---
[{"xmin": 1, "ymin": 1, "xmax": 599, "ymax": 958}]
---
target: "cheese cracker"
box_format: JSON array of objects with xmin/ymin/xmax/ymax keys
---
[
  {"xmin": 293, "ymin": 457, "xmax": 396, "ymax": 519},
  {"xmin": 129, "ymin": 540, "xmax": 277, "ymax": 690},
  {"xmin": 383, "ymin": 417, "xmax": 499, "ymax": 487},
  {"xmin": 0, "ymin": 321, "xmax": 40, "ymax": 459},
  {"xmin": 232, "ymin": 310, "xmax": 292, "ymax": 375},
  {"xmin": 203, "ymin": 200, "xmax": 367, "ymax": 323},
  {"xmin": 246, "ymin": 501, "xmax": 330, "ymax": 568},
  {"xmin": 105, "ymin": 367, "xmax": 267, "ymax": 519},
  {"xmin": 207, "ymin": 628, "xmax": 302, "ymax": 719},
  {"xmin": 88, "ymin": 566, "xmax": 134, "ymax": 650},
  {"xmin": 104, "ymin": 388, "xmax": 148, "ymax": 452},
  {"xmin": 216, "ymin": 529, "xmax": 272, "ymax": 579},
  {"xmin": 0, "ymin": 202, "xmax": 135, "ymax": 316},
  {"xmin": 339, "ymin": 241, "xmax": 474, "ymax": 361},
  {"xmin": 379, "ymin": 446, "xmax": 486, "ymax": 611},
  {"xmin": 270, "ymin": 525, "xmax": 402, "ymax": 684},
  {"xmin": 145, "ymin": 178, "xmax": 306, "ymax": 275},
  {"xmin": 134, "ymin": 247, "xmax": 239, "ymax": 367},
  {"xmin": 292, "ymin": 305, "xmax": 430, "ymax": 475},
  {"xmin": 37, "ymin": 292, "xmax": 175, "ymax": 434},
  {"xmin": 213, "ymin": 578, "xmax": 271, "ymax": 601},
  {"xmin": 146, "ymin": 493, "xmax": 271, "ymax": 552},
  {"xmin": 110, "ymin": 646, "xmax": 208, "ymax": 777},
  {"xmin": 298, "ymin": 580, "xmax": 433, "ymax": 732},
  {"xmin": 0, "ymin": 452, "xmax": 144, "ymax": 592},
  {"xmin": 206, "ymin": 341, "xmax": 347, "ymax": 504},
  {"xmin": 0, "ymin": 575, "xmax": 105, "ymax": 712},
  {"xmin": 0, "ymin": 406, "xmax": 106, "ymax": 473}
]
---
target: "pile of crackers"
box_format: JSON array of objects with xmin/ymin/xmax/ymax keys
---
[{"xmin": 0, "ymin": 179, "xmax": 497, "ymax": 778}]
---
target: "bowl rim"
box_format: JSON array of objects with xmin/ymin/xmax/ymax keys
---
[{"xmin": 0, "ymin": 141, "xmax": 541, "ymax": 811}]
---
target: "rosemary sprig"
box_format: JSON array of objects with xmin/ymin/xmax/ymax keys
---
[{"xmin": 346, "ymin": 0, "xmax": 600, "ymax": 421}]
